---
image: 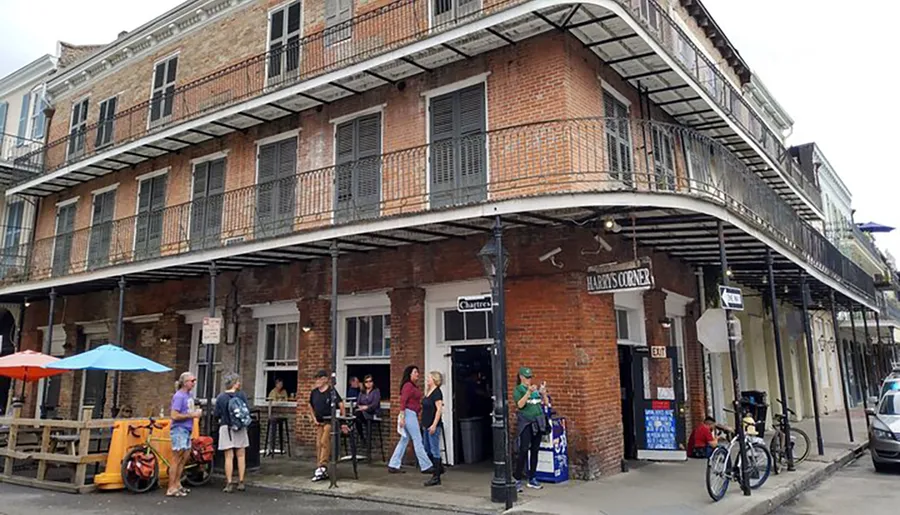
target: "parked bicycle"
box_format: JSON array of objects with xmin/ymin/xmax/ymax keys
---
[
  {"xmin": 121, "ymin": 418, "xmax": 214, "ymax": 493},
  {"xmin": 705, "ymin": 410, "xmax": 773, "ymax": 502},
  {"xmin": 769, "ymin": 399, "xmax": 811, "ymax": 474}
]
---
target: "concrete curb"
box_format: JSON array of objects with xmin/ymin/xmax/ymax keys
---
[{"xmin": 738, "ymin": 441, "xmax": 869, "ymax": 515}]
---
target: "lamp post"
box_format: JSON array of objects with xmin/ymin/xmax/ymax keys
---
[{"xmin": 478, "ymin": 216, "xmax": 515, "ymax": 509}]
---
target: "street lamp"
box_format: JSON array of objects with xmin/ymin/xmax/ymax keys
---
[{"xmin": 479, "ymin": 217, "xmax": 515, "ymax": 508}]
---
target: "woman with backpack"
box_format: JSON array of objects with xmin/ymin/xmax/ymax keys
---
[{"xmin": 214, "ymin": 372, "xmax": 251, "ymax": 493}]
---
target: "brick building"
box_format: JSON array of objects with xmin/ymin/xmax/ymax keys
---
[{"xmin": 0, "ymin": 0, "xmax": 880, "ymax": 482}]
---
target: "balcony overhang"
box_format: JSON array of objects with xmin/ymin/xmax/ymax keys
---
[{"xmin": 9, "ymin": 0, "xmax": 822, "ymax": 220}]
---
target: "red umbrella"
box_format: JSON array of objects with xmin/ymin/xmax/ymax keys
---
[{"xmin": 0, "ymin": 350, "xmax": 66, "ymax": 382}]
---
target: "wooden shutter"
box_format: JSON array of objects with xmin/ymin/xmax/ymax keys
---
[
  {"xmin": 355, "ymin": 113, "xmax": 381, "ymax": 217},
  {"xmin": 163, "ymin": 58, "xmax": 177, "ymax": 118},
  {"xmin": 31, "ymin": 93, "xmax": 46, "ymax": 140},
  {"xmin": 191, "ymin": 162, "xmax": 209, "ymax": 247},
  {"xmin": 53, "ymin": 204, "xmax": 76, "ymax": 276},
  {"xmin": 150, "ymin": 62, "xmax": 166, "ymax": 122},
  {"xmin": 88, "ymin": 190, "xmax": 115, "ymax": 268},
  {"xmin": 0, "ymin": 102, "xmax": 8, "ymax": 136},
  {"xmin": 135, "ymin": 175, "xmax": 166, "ymax": 257},
  {"xmin": 256, "ymin": 142, "xmax": 278, "ymax": 229},
  {"xmin": 325, "ymin": 0, "xmax": 352, "ymax": 45},
  {"xmin": 429, "ymin": 93, "xmax": 456, "ymax": 208},
  {"xmin": 285, "ymin": 3, "xmax": 301, "ymax": 73},
  {"xmin": 276, "ymin": 138, "xmax": 297, "ymax": 230},
  {"xmin": 206, "ymin": 159, "xmax": 226, "ymax": 241},
  {"xmin": 457, "ymin": 84, "xmax": 486, "ymax": 203},
  {"xmin": 334, "ymin": 121, "xmax": 355, "ymax": 218},
  {"xmin": 429, "ymin": 84, "xmax": 485, "ymax": 209},
  {"xmin": 3, "ymin": 202, "xmax": 24, "ymax": 269},
  {"xmin": 17, "ymin": 93, "xmax": 30, "ymax": 142}
]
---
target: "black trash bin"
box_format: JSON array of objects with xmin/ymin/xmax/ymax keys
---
[
  {"xmin": 740, "ymin": 390, "xmax": 768, "ymax": 438},
  {"xmin": 212, "ymin": 410, "xmax": 262, "ymax": 473}
]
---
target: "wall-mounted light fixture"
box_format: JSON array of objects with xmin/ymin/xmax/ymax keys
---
[
  {"xmin": 660, "ymin": 317, "xmax": 673, "ymax": 329},
  {"xmin": 603, "ymin": 217, "xmax": 622, "ymax": 234},
  {"xmin": 158, "ymin": 335, "xmax": 171, "ymax": 345},
  {"xmin": 302, "ymin": 322, "xmax": 314, "ymax": 333}
]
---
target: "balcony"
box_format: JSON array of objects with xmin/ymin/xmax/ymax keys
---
[
  {"xmin": 11, "ymin": 0, "xmax": 821, "ymax": 220},
  {"xmin": 882, "ymin": 296, "xmax": 900, "ymax": 324},
  {"xmin": 850, "ymin": 223, "xmax": 883, "ymax": 264},
  {"xmin": 0, "ymin": 117, "xmax": 873, "ymax": 306},
  {"xmin": 0, "ymin": 133, "xmax": 44, "ymax": 185}
]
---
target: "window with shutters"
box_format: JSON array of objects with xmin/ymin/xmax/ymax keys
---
[
  {"xmin": 267, "ymin": 2, "xmax": 302, "ymax": 84},
  {"xmin": 149, "ymin": 55, "xmax": 178, "ymax": 126},
  {"xmin": 96, "ymin": 97, "xmax": 117, "ymax": 148},
  {"xmin": 651, "ymin": 126, "xmax": 675, "ymax": 191},
  {"xmin": 325, "ymin": 0, "xmax": 352, "ymax": 46},
  {"xmin": 603, "ymin": 92, "xmax": 633, "ymax": 187},
  {"xmin": 16, "ymin": 93, "xmax": 30, "ymax": 147},
  {"xmin": 428, "ymin": 83, "xmax": 487, "ymax": 209},
  {"xmin": 88, "ymin": 190, "xmax": 116, "ymax": 269},
  {"xmin": 67, "ymin": 97, "xmax": 90, "ymax": 160},
  {"xmin": 134, "ymin": 173, "xmax": 168, "ymax": 259},
  {"xmin": 30, "ymin": 89, "xmax": 47, "ymax": 141},
  {"xmin": 191, "ymin": 157, "xmax": 227, "ymax": 250},
  {"xmin": 432, "ymin": 0, "xmax": 481, "ymax": 26},
  {"xmin": 335, "ymin": 113, "xmax": 381, "ymax": 222},
  {"xmin": 52, "ymin": 203, "xmax": 77, "ymax": 277},
  {"xmin": 256, "ymin": 137, "xmax": 297, "ymax": 236},
  {"xmin": 0, "ymin": 102, "xmax": 8, "ymax": 141},
  {"xmin": 2, "ymin": 201, "xmax": 25, "ymax": 273}
]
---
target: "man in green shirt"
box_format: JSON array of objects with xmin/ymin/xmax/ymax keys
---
[{"xmin": 513, "ymin": 367, "xmax": 548, "ymax": 491}]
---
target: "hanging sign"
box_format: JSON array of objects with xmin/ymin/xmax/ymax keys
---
[
  {"xmin": 202, "ymin": 316, "xmax": 222, "ymax": 345},
  {"xmin": 650, "ymin": 346, "xmax": 667, "ymax": 359},
  {"xmin": 586, "ymin": 258, "xmax": 654, "ymax": 294}
]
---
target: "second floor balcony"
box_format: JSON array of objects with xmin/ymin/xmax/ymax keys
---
[
  {"xmin": 0, "ymin": 117, "xmax": 873, "ymax": 305},
  {"xmin": 0, "ymin": 133, "xmax": 43, "ymax": 185}
]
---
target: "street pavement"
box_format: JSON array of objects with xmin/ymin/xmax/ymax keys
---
[
  {"xmin": 774, "ymin": 451, "xmax": 899, "ymax": 514},
  {"xmin": 0, "ymin": 479, "xmax": 449, "ymax": 515}
]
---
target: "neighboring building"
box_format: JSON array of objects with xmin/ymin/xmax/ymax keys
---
[{"xmin": 0, "ymin": 0, "xmax": 879, "ymax": 479}]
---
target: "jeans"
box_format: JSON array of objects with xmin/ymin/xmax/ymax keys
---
[
  {"xmin": 170, "ymin": 426, "xmax": 192, "ymax": 451},
  {"xmin": 514, "ymin": 424, "xmax": 542, "ymax": 481},
  {"xmin": 388, "ymin": 409, "xmax": 433, "ymax": 471},
  {"xmin": 422, "ymin": 425, "xmax": 441, "ymax": 460}
]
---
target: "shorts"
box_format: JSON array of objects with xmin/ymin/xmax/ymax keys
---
[
  {"xmin": 219, "ymin": 425, "xmax": 250, "ymax": 450},
  {"xmin": 171, "ymin": 426, "xmax": 192, "ymax": 451}
]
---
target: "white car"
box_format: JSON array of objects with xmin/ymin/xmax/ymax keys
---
[{"xmin": 868, "ymin": 392, "xmax": 900, "ymax": 472}]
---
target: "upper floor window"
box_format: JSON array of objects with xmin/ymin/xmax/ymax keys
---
[
  {"xmin": 2, "ymin": 201, "xmax": 25, "ymax": 272},
  {"xmin": 256, "ymin": 136, "xmax": 297, "ymax": 236},
  {"xmin": 267, "ymin": 1, "xmax": 302, "ymax": 84},
  {"xmin": 16, "ymin": 92, "xmax": 30, "ymax": 146},
  {"xmin": 96, "ymin": 97, "xmax": 118, "ymax": 148},
  {"xmin": 88, "ymin": 188, "xmax": 116, "ymax": 270},
  {"xmin": 429, "ymin": 82, "xmax": 487, "ymax": 209},
  {"xmin": 134, "ymin": 172, "xmax": 168, "ymax": 259},
  {"xmin": 67, "ymin": 97, "xmax": 90, "ymax": 160},
  {"xmin": 345, "ymin": 314, "xmax": 390, "ymax": 358},
  {"xmin": 52, "ymin": 201, "xmax": 77, "ymax": 277},
  {"xmin": 335, "ymin": 112, "xmax": 381, "ymax": 222},
  {"xmin": 150, "ymin": 55, "xmax": 178, "ymax": 126},
  {"xmin": 190, "ymin": 157, "xmax": 226, "ymax": 250},
  {"xmin": 603, "ymin": 91, "xmax": 633, "ymax": 187},
  {"xmin": 432, "ymin": 0, "xmax": 481, "ymax": 26},
  {"xmin": 30, "ymin": 89, "xmax": 47, "ymax": 141},
  {"xmin": 325, "ymin": 0, "xmax": 352, "ymax": 46}
]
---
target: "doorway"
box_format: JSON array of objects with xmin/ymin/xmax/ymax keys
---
[
  {"xmin": 450, "ymin": 345, "xmax": 493, "ymax": 465},
  {"xmin": 81, "ymin": 337, "xmax": 109, "ymax": 419}
]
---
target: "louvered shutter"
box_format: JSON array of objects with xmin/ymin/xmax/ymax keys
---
[
  {"xmin": 275, "ymin": 138, "xmax": 297, "ymax": 233},
  {"xmin": 429, "ymin": 93, "xmax": 456, "ymax": 208},
  {"xmin": 256, "ymin": 142, "xmax": 278, "ymax": 232},
  {"xmin": 3, "ymin": 202, "xmax": 23, "ymax": 270},
  {"xmin": 355, "ymin": 113, "xmax": 381, "ymax": 218},
  {"xmin": 17, "ymin": 93, "xmax": 30, "ymax": 144},
  {"xmin": 88, "ymin": 190, "xmax": 115, "ymax": 268},
  {"xmin": 0, "ymin": 102, "xmax": 8, "ymax": 137},
  {"xmin": 32, "ymin": 93, "xmax": 46, "ymax": 140},
  {"xmin": 163, "ymin": 58, "xmax": 177, "ymax": 118},
  {"xmin": 147, "ymin": 176, "xmax": 167, "ymax": 255},
  {"xmin": 134, "ymin": 179, "xmax": 152, "ymax": 253},
  {"xmin": 151, "ymin": 62, "xmax": 165, "ymax": 122},
  {"xmin": 95, "ymin": 101, "xmax": 109, "ymax": 148},
  {"xmin": 457, "ymin": 84, "xmax": 486, "ymax": 204},
  {"xmin": 324, "ymin": 0, "xmax": 338, "ymax": 46},
  {"xmin": 53, "ymin": 204, "xmax": 76, "ymax": 276},
  {"xmin": 191, "ymin": 162, "xmax": 209, "ymax": 248},
  {"xmin": 334, "ymin": 121, "xmax": 355, "ymax": 220},
  {"xmin": 206, "ymin": 159, "xmax": 226, "ymax": 242}
]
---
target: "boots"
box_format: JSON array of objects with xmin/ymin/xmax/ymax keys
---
[{"xmin": 424, "ymin": 457, "xmax": 442, "ymax": 487}]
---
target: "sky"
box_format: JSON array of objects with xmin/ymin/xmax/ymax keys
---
[{"xmin": 0, "ymin": 0, "xmax": 897, "ymax": 258}]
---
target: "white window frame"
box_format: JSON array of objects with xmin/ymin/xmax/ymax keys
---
[
  {"xmin": 29, "ymin": 85, "xmax": 47, "ymax": 141},
  {"xmin": 255, "ymin": 315, "xmax": 300, "ymax": 406},
  {"xmin": 614, "ymin": 290, "xmax": 647, "ymax": 346},
  {"xmin": 333, "ymin": 291, "xmax": 390, "ymax": 398},
  {"xmin": 147, "ymin": 53, "xmax": 179, "ymax": 128},
  {"xmin": 132, "ymin": 168, "xmax": 169, "ymax": 252},
  {"xmin": 95, "ymin": 95, "xmax": 119, "ymax": 148},
  {"xmin": 265, "ymin": 1, "xmax": 303, "ymax": 84},
  {"xmin": 67, "ymin": 96, "xmax": 90, "ymax": 158},
  {"xmin": 84, "ymin": 184, "xmax": 119, "ymax": 267}
]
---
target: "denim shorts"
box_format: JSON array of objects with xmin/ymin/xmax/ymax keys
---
[{"xmin": 171, "ymin": 426, "xmax": 192, "ymax": 451}]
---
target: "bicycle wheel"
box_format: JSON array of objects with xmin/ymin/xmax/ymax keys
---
[
  {"xmin": 769, "ymin": 432, "xmax": 782, "ymax": 475},
  {"xmin": 122, "ymin": 448, "xmax": 159, "ymax": 494},
  {"xmin": 746, "ymin": 443, "xmax": 772, "ymax": 490},
  {"xmin": 788, "ymin": 427, "xmax": 811, "ymax": 464},
  {"xmin": 183, "ymin": 461, "xmax": 212, "ymax": 486},
  {"xmin": 706, "ymin": 446, "xmax": 730, "ymax": 502}
]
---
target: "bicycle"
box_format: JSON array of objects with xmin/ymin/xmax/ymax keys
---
[
  {"xmin": 769, "ymin": 399, "xmax": 811, "ymax": 474},
  {"xmin": 121, "ymin": 419, "xmax": 213, "ymax": 493},
  {"xmin": 705, "ymin": 411, "xmax": 773, "ymax": 502}
]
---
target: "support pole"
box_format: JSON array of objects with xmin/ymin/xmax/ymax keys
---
[
  {"xmin": 766, "ymin": 249, "xmax": 794, "ymax": 470},
  {"xmin": 204, "ymin": 262, "xmax": 217, "ymax": 435},
  {"xmin": 799, "ymin": 275, "xmax": 824, "ymax": 456},
  {"xmin": 849, "ymin": 305, "xmax": 870, "ymax": 426},
  {"xmin": 8, "ymin": 301, "xmax": 27, "ymax": 407},
  {"xmin": 40, "ymin": 288, "xmax": 57, "ymax": 419},
  {"xmin": 875, "ymin": 312, "xmax": 884, "ymax": 382},
  {"xmin": 488, "ymin": 216, "xmax": 515, "ymax": 508},
  {"xmin": 329, "ymin": 242, "xmax": 339, "ymax": 489},
  {"xmin": 859, "ymin": 305, "xmax": 874, "ymax": 407},
  {"xmin": 111, "ymin": 276, "xmax": 126, "ymax": 418},
  {"xmin": 830, "ymin": 291, "xmax": 854, "ymax": 443},
  {"xmin": 718, "ymin": 221, "xmax": 750, "ymax": 496}
]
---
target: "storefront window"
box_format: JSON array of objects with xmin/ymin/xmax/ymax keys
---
[
  {"xmin": 441, "ymin": 309, "xmax": 493, "ymax": 342},
  {"xmin": 263, "ymin": 321, "xmax": 299, "ymax": 401},
  {"xmin": 343, "ymin": 312, "xmax": 390, "ymax": 400}
]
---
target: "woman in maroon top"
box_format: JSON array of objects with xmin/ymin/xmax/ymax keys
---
[{"xmin": 387, "ymin": 365, "xmax": 434, "ymax": 473}]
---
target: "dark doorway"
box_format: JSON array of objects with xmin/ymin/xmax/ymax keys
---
[
  {"xmin": 0, "ymin": 309, "xmax": 15, "ymax": 414},
  {"xmin": 82, "ymin": 338, "xmax": 109, "ymax": 419},
  {"xmin": 451, "ymin": 345, "xmax": 493, "ymax": 465},
  {"xmin": 619, "ymin": 345, "xmax": 637, "ymax": 460}
]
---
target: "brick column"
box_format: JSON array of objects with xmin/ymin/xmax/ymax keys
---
[
  {"xmin": 56, "ymin": 323, "xmax": 82, "ymax": 420},
  {"xmin": 295, "ymin": 297, "xmax": 331, "ymax": 454},
  {"xmin": 387, "ymin": 287, "xmax": 426, "ymax": 452},
  {"xmin": 643, "ymin": 288, "xmax": 674, "ymax": 393},
  {"xmin": 683, "ymin": 302, "xmax": 707, "ymax": 432}
]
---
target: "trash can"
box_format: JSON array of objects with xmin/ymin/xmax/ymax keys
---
[
  {"xmin": 213, "ymin": 410, "xmax": 261, "ymax": 473},
  {"xmin": 459, "ymin": 416, "xmax": 486, "ymax": 464},
  {"xmin": 740, "ymin": 390, "xmax": 768, "ymax": 438}
]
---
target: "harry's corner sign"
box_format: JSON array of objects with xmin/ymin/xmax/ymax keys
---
[{"xmin": 586, "ymin": 258, "xmax": 655, "ymax": 295}]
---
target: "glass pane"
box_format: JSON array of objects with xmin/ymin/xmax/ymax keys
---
[
  {"xmin": 487, "ymin": 311, "xmax": 494, "ymax": 339},
  {"xmin": 372, "ymin": 315, "xmax": 384, "ymax": 356},
  {"xmin": 383, "ymin": 316, "xmax": 391, "ymax": 355},
  {"xmin": 465, "ymin": 312, "xmax": 486, "ymax": 340},
  {"xmin": 266, "ymin": 324, "xmax": 276, "ymax": 360},
  {"xmin": 345, "ymin": 317, "xmax": 357, "ymax": 357},
  {"xmin": 444, "ymin": 310, "xmax": 464, "ymax": 341},
  {"xmin": 286, "ymin": 322, "xmax": 298, "ymax": 361},
  {"xmin": 197, "ymin": 364, "xmax": 208, "ymax": 399},
  {"xmin": 359, "ymin": 316, "xmax": 371, "ymax": 357}
]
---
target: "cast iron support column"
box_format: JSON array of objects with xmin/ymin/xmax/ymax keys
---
[
  {"xmin": 489, "ymin": 216, "xmax": 515, "ymax": 508},
  {"xmin": 9, "ymin": 300, "xmax": 27, "ymax": 404},
  {"xmin": 859, "ymin": 305, "xmax": 874, "ymax": 407},
  {"xmin": 799, "ymin": 275, "xmax": 824, "ymax": 456},
  {"xmin": 718, "ymin": 221, "xmax": 750, "ymax": 496},
  {"xmin": 766, "ymin": 249, "xmax": 794, "ymax": 470},
  {"xmin": 850, "ymin": 305, "xmax": 870, "ymax": 427},
  {"xmin": 204, "ymin": 262, "xmax": 217, "ymax": 435},
  {"xmin": 40, "ymin": 288, "xmax": 57, "ymax": 418},
  {"xmin": 329, "ymin": 242, "xmax": 339, "ymax": 489},
  {"xmin": 830, "ymin": 292, "xmax": 854, "ymax": 443},
  {"xmin": 875, "ymin": 312, "xmax": 884, "ymax": 382},
  {"xmin": 111, "ymin": 276, "xmax": 126, "ymax": 418}
]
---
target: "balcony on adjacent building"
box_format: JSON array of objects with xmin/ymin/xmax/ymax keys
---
[{"xmin": 0, "ymin": 133, "xmax": 44, "ymax": 185}]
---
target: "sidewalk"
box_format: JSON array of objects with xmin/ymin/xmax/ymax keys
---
[{"xmin": 246, "ymin": 410, "xmax": 868, "ymax": 515}]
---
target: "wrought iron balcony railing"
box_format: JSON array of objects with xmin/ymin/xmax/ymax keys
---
[
  {"xmin": 882, "ymin": 296, "xmax": 900, "ymax": 324},
  {"xmin": 1, "ymin": 117, "xmax": 872, "ymax": 301},
  {"xmin": 0, "ymin": 133, "xmax": 44, "ymax": 174},
  {"xmin": 849, "ymin": 222, "xmax": 883, "ymax": 264},
  {"xmin": 17, "ymin": 0, "xmax": 821, "ymax": 216}
]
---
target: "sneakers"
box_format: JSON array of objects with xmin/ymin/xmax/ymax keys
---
[
  {"xmin": 515, "ymin": 480, "xmax": 524, "ymax": 492},
  {"xmin": 527, "ymin": 478, "xmax": 543, "ymax": 490},
  {"xmin": 311, "ymin": 466, "xmax": 329, "ymax": 482}
]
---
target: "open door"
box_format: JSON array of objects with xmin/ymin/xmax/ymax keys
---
[{"xmin": 632, "ymin": 345, "xmax": 686, "ymax": 460}]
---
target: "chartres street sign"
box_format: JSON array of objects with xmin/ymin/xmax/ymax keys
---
[
  {"xmin": 457, "ymin": 295, "xmax": 494, "ymax": 312},
  {"xmin": 718, "ymin": 286, "xmax": 744, "ymax": 311},
  {"xmin": 586, "ymin": 258, "xmax": 655, "ymax": 295}
]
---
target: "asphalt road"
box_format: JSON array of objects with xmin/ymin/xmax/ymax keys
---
[
  {"xmin": 775, "ymin": 451, "xmax": 899, "ymax": 514},
  {"xmin": 0, "ymin": 480, "xmax": 450, "ymax": 515}
]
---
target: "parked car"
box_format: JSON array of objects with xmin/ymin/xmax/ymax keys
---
[
  {"xmin": 879, "ymin": 376, "xmax": 900, "ymax": 402},
  {"xmin": 867, "ymin": 391, "xmax": 900, "ymax": 472}
]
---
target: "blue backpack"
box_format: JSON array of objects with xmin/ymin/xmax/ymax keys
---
[{"xmin": 228, "ymin": 395, "xmax": 252, "ymax": 431}]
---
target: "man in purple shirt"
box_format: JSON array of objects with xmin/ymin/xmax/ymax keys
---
[{"xmin": 168, "ymin": 372, "xmax": 201, "ymax": 497}]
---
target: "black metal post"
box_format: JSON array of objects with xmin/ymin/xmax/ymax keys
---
[
  {"xmin": 859, "ymin": 306, "xmax": 874, "ymax": 406},
  {"xmin": 799, "ymin": 276, "xmax": 824, "ymax": 456},
  {"xmin": 766, "ymin": 249, "xmax": 794, "ymax": 470},
  {"xmin": 875, "ymin": 312, "xmax": 884, "ymax": 382},
  {"xmin": 830, "ymin": 292, "xmax": 854, "ymax": 443},
  {"xmin": 39, "ymin": 288, "xmax": 57, "ymax": 418},
  {"xmin": 204, "ymin": 262, "xmax": 217, "ymax": 434},
  {"xmin": 111, "ymin": 276, "xmax": 126, "ymax": 418},
  {"xmin": 487, "ymin": 216, "xmax": 515, "ymax": 508},
  {"xmin": 718, "ymin": 221, "xmax": 750, "ymax": 496},
  {"xmin": 849, "ymin": 305, "xmax": 870, "ymax": 427},
  {"xmin": 8, "ymin": 300, "xmax": 27, "ymax": 406},
  {"xmin": 329, "ymin": 241, "xmax": 339, "ymax": 489}
]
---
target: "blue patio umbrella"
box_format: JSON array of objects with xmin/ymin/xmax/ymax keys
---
[
  {"xmin": 857, "ymin": 222, "xmax": 895, "ymax": 233},
  {"xmin": 44, "ymin": 344, "xmax": 171, "ymax": 372}
]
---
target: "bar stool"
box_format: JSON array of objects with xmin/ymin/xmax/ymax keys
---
[
  {"xmin": 363, "ymin": 415, "xmax": 385, "ymax": 462},
  {"xmin": 265, "ymin": 416, "xmax": 291, "ymax": 457}
]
